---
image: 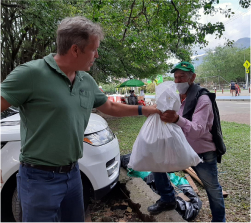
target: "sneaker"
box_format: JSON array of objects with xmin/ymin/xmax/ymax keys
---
[{"xmin": 147, "ymin": 199, "xmax": 177, "ymax": 215}]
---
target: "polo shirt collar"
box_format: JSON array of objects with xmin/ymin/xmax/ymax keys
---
[{"xmin": 44, "ymin": 53, "xmax": 84, "ymax": 81}]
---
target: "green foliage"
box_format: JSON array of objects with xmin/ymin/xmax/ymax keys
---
[
  {"xmin": 1, "ymin": 0, "xmax": 76, "ymax": 81},
  {"xmin": 163, "ymin": 76, "xmax": 174, "ymax": 81},
  {"xmin": 146, "ymin": 83, "xmax": 155, "ymax": 93},
  {"xmin": 1, "ymin": 0, "xmax": 243, "ymax": 83},
  {"xmin": 196, "ymin": 47, "xmax": 250, "ymax": 83},
  {"xmin": 100, "ymin": 82, "xmax": 120, "ymax": 94}
]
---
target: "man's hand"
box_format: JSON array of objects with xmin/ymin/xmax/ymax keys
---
[
  {"xmin": 160, "ymin": 110, "xmax": 179, "ymax": 123},
  {"xmin": 142, "ymin": 105, "xmax": 162, "ymax": 117},
  {"xmin": 1, "ymin": 97, "xmax": 11, "ymax": 112},
  {"xmin": 1, "ymin": 169, "xmax": 3, "ymax": 187}
]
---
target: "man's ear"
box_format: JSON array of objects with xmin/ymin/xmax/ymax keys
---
[
  {"xmin": 70, "ymin": 44, "xmax": 78, "ymax": 57},
  {"xmin": 191, "ymin": 73, "xmax": 196, "ymax": 82}
]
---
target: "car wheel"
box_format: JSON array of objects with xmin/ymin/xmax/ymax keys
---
[
  {"xmin": 81, "ymin": 172, "xmax": 93, "ymax": 210},
  {"xmin": 12, "ymin": 187, "xmax": 22, "ymax": 222}
]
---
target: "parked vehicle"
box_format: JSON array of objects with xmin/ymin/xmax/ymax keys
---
[{"xmin": 1, "ymin": 108, "xmax": 120, "ymax": 221}]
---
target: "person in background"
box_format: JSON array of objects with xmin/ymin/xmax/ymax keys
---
[
  {"xmin": 230, "ymin": 80, "xmax": 235, "ymax": 96},
  {"xmin": 147, "ymin": 62, "xmax": 225, "ymax": 222},
  {"xmin": 235, "ymin": 83, "xmax": 240, "ymax": 96},
  {"xmin": 1, "ymin": 16, "xmax": 161, "ymax": 222},
  {"xmin": 128, "ymin": 90, "xmax": 138, "ymax": 105}
]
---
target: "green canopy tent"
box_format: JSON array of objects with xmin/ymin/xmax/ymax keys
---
[
  {"xmin": 117, "ymin": 79, "xmax": 145, "ymax": 95},
  {"xmin": 119, "ymin": 79, "xmax": 145, "ymax": 87}
]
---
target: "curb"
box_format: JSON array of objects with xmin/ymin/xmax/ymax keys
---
[
  {"xmin": 119, "ymin": 167, "xmax": 186, "ymax": 222},
  {"xmin": 216, "ymin": 98, "xmax": 250, "ymax": 101}
]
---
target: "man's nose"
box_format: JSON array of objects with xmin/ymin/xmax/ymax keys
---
[{"xmin": 95, "ymin": 51, "xmax": 99, "ymax": 58}]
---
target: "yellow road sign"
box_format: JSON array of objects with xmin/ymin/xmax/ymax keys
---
[
  {"xmin": 246, "ymin": 69, "xmax": 249, "ymax": 73},
  {"xmin": 243, "ymin": 60, "xmax": 250, "ymax": 69}
]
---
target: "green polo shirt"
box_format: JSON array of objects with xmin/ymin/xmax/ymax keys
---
[{"xmin": 1, "ymin": 53, "xmax": 107, "ymax": 166}]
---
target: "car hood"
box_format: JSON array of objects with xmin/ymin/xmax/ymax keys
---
[
  {"xmin": 85, "ymin": 113, "xmax": 108, "ymax": 134},
  {"xmin": 1, "ymin": 113, "xmax": 108, "ymax": 142}
]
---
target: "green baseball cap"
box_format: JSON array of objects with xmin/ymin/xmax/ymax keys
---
[{"xmin": 171, "ymin": 61, "xmax": 195, "ymax": 73}]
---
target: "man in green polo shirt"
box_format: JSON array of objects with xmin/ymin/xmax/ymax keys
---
[{"xmin": 1, "ymin": 16, "xmax": 161, "ymax": 222}]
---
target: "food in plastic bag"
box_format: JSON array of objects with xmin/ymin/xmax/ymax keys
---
[{"xmin": 128, "ymin": 81, "xmax": 202, "ymax": 172}]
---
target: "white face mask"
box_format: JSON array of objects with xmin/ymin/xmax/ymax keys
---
[{"xmin": 175, "ymin": 82, "xmax": 190, "ymax": 94}]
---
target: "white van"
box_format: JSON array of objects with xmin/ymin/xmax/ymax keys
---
[{"xmin": 1, "ymin": 108, "xmax": 120, "ymax": 221}]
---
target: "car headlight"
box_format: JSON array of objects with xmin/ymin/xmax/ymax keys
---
[{"xmin": 84, "ymin": 127, "xmax": 115, "ymax": 146}]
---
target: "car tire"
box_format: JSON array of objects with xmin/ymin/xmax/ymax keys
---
[
  {"xmin": 12, "ymin": 187, "xmax": 22, "ymax": 222},
  {"xmin": 81, "ymin": 172, "xmax": 93, "ymax": 211}
]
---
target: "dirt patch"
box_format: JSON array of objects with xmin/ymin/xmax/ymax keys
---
[{"xmin": 88, "ymin": 184, "xmax": 142, "ymax": 222}]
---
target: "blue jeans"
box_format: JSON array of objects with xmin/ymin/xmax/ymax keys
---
[
  {"xmin": 192, "ymin": 151, "xmax": 225, "ymax": 222},
  {"xmin": 152, "ymin": 172, "xmax": 176, "ymax": 203},
  {"xmin": 16, "ymin": 162, "xmax": 85, "ymax": 222},
  {"xmin": 153, "ymin": 151, "xmax": 225, "ymax": 222}
]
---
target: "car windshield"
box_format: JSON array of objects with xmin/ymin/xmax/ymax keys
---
[{"xmin": 1, "ymin": 107, "xmax": 19, "ymax": 119}]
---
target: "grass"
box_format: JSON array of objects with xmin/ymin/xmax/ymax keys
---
[{"xmin": 107, "ymin": 116, "xmax": 250, "ymax": 222}]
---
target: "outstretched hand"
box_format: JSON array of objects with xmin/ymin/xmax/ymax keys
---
[
  {"xmin": 143, "ymin": 105, "xmax": 162, "ymax": 117},
  {"xmin": 160, "ymin": 110, "xmax": 179, "ymax": 123}
]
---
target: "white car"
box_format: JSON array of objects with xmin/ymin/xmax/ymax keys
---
[{"xmin": 1, "ymin": 108, "xmax": 120, "ymax": 222}]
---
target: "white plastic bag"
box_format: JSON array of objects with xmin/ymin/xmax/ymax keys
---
[
  {"xmin": 128, "ymin": 81, "xmax": 202, "ymax": 172},
  {"xmin": 155, "ymin": 81, "xmax": 181, "ymax": 112}
]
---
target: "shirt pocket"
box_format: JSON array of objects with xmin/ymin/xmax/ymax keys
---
[{"xmin": 79, "ymin": 90, "xmax": 93, "ymax": 109}]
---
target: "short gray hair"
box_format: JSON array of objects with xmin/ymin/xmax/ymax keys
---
[{"xmin": 56, "ymin": 16, "xmax": 104, "ymax": 55}]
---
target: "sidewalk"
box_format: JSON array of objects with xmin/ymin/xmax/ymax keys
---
[
  {"xmin": 145, "ymin": 89, "xmax": 250, "ymax": 102},
  {"xmin": 215, "ymin": 89, "xmax": 250, "ymax": 101}
]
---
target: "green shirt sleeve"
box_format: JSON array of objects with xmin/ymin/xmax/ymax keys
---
[{"xmin": 1, "ymin": 63, "xmax": 33, "ymax": 107}]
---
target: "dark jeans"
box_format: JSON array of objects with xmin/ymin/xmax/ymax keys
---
[
  {"xmin": 153, "ymin": 151, "xmax": 226, "ymax": 222},
  {"xmin": 17, "ymin": 162, "xmax": 85, "ymax": 222},
  {"xmin": 152, "ymin": 172, "xmax": 176, "ymax": 203}
]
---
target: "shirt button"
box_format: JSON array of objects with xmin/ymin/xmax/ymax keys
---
[{"xmin": 69, "ymin": 85, "xmax": 71, "ymax": 87}]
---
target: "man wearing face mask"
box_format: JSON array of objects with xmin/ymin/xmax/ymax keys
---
[{"xmin": 147, "ymin": 62, "xmax": 226, "ymax": 222}]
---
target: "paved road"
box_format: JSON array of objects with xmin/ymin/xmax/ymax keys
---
[
  {"xmin": 216, "ymin": 100, "xmax": 250, "ymax": 125},
  {"xmin": 145, "ymin": 97, "xmax": 250, "ymax": 125}
]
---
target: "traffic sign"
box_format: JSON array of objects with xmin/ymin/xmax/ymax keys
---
[{"xmin": 243, "ymin": 60, "xmax": 250, "ymax": 69}]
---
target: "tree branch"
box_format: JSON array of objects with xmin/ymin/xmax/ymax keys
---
[
  {"xmin": 142, "ymin": 0, "xmax": 150, "ymax": 26},
  {"xmin": 171, "ymin": 0, "xmax": 180, "ymax": 31},
  {"xmin": 1, "ymin": 2, "xmax": 25, "ymax": 9},
  {"xmin": 171, "ymin": 0, "xmax": 182, "ymax": 50},
  {"xmin": 122, "ymin": 0, "xmax": 136, "ymax": 42}
]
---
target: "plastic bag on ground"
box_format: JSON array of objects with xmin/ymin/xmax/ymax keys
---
[
  {"xmin": 128, "ymin": 81, "xmax": 201, "ymax": 172},
  {"xmin": 175, "ymin": 185, "xmax": 202, "ymax": 221},
  {"xmin": 144, "ymin": 172, "xmax": 202, "ymax": 221}
]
